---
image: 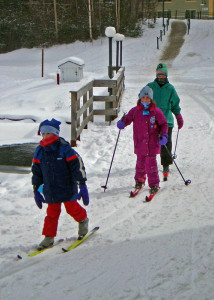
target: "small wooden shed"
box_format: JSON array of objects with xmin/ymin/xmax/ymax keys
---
[{"xmin": 58, "ymin": 56, "xmax": 85, "ymax": 82}]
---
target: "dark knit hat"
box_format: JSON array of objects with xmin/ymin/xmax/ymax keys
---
[
  {"xmin": 156, "ymin": 63, "xmax": 168, "ymax": 77},
  {"xmin": 38, "ymin": 118, "xmax": 61, "ymax": 136}
]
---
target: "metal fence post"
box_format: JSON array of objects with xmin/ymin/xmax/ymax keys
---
[{"xmin": 187, "ymin": 18, "xmax": 190, "ymax": 35}]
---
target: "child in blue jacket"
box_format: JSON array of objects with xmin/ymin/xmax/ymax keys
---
[{"xmin": 32, "ymin": 118, "xmax": 89, "ymax": 249}]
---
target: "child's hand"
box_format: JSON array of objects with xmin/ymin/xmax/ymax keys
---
[
  {"xmin": 77, "ymin": 184, "xmax": 89, "ymax": 206},
  {"xmin": 34, "ymin": 191, "xmax": 45, "ymax": 209},
  {"xmin": 176, "ymin": 114, "xmax": 183, "ymax": 129},
  {"xmin": 159, "ymin": 134, "xmax": 168, "ymax": 146},
  {"xmin": 117, "ymin": 120, "xmax": 125, "ymax": 130}
]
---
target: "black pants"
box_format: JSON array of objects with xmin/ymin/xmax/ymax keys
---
[{"xmin": 161, "ymin": 127, "xmax": 173, "ymax": 167}]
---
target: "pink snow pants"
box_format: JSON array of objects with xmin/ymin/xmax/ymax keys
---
[
  {"xmin": 42, "ymin": 200, "xmax": 87, "ymax": 237},
  {"xmin": 134, "ymin": 154, "xmax": 160, "ymax": 188}
]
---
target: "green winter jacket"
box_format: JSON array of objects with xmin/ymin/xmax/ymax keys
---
[{"xmin": 147, "ymin": 80, "xmax": 181, "ymax": 128}]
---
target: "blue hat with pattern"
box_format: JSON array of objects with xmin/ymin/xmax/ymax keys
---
[{"xmin": 38, "ymin": 118, "xmax": 61, "ymax": 136}]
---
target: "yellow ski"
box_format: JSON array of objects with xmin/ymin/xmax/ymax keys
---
[{"xmin": 62, "ymin": 227, "xmax": 99, "ymax": 252}]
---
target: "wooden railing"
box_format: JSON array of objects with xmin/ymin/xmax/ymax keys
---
[{"xmin": 69, "ymin": 67, "xmax": 125, "ymax": 146}]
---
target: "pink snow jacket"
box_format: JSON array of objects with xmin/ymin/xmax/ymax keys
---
[{"xmin": 123, "ymin": 103, "xmax": 168, "ymax": 156}]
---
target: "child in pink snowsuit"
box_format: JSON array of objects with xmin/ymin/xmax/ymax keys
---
[{"xmin": 117, "ymin": 86, "xmax": 168, "ymax": 194}]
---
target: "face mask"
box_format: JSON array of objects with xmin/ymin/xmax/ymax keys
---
[
  {"xmin": 157, "ymin": 77, "xmax": 167, "ymax": 86},
  {"xmin": 141, "ymin": 102, "xmax": 150, "ymax": 110}
]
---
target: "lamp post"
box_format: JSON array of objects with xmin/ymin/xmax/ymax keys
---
[
  {"xmin": 114, "ymin": 33, "xmax": 125, "ymax": 71},
  {"xmin": 105, "ymin": 27, "xmax": 116, "ymax": 79},
  {"xmin": 119, "ymin": 34, "xmax": 125, "ymax": 66},
  {"xmin": 105, "ymin": 27, "xmax": 116, "ymax": 123},
  {"xmin": 162, "ymin": 0, "xmax": 165, "ymax": 26}
]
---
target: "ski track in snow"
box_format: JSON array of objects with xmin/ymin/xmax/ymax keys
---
[{"xmin": 0, "ymin": 19, "xmax": 214, "ymax": 300}]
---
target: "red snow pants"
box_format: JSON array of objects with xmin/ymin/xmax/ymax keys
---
[
  {"xmin": 134, "ymin": 154, "xmax": 160, "ymax": 188},
  {"xmin": 42, "ymin": 200, "xmax": 87, "ymax": 237}
]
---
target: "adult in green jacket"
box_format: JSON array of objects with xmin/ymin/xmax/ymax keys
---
[{"xmin": 144, "ymin": 63, "xmax": 183, "ymax": 179}]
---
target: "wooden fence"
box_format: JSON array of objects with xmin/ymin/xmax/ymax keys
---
[{"xmin": 70, "ymin": 67, "xmax": 125, "ymax": 146}]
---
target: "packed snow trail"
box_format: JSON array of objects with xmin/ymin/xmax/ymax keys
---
[{"xmin": 160, "ymin": 20, "xmax": 187, "ymax": 61}]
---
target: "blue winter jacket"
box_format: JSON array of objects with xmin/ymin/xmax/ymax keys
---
[{"xmin": 32, "ymin": 137, "xmax": 87, "ymax": 204}]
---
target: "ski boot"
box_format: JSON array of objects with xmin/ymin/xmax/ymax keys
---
[
  {"xmin": 145, "ymin": 186, "xmax": 160, "ymax": 202},
  {"xmin": 163, "ymin": 165, "xmax": 169, "ymax": 181},
  {"xmin": 135, "ymin": 182, "xmax": 143, "ymax": 189},
  {"xmin": 38, "ymin": 236, "xmax": 54, "ymax": 250},
  {"xmin": 78, "ymin": 217, "xmax": 89, "ymax": 240},
  {"xmin": 130, "ymin": 182, "xmax": 145, "ymax": 198}
]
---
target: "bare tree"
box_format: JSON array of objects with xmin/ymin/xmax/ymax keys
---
[
  {"xmin": 75, "ymin": 0, "xmax": 79, "ymax": 16},
  {"xmin": 98, "ymin": 0, "xmax": 103, "ymax": 34},
  {"xmin": 115, "ymin": 0, "xmax": 120, "ymax": 32},
  {"xmin": 88, "ymin": 0, "xmax": 93, "ymax": 41},
  {"xmin": 131, "ymin": 0, "xmax": 138, "ymax": 18},
  {"xmin": 53, "ymin": 0, "xmax": 58, "ymax": 41}
]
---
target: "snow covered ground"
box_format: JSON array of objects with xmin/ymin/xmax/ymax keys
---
[{"xmin": 0, "ymin": 19, "xmax": 214, "ymax": 300}]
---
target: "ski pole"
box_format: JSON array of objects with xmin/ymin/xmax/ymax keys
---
[
  {"xmin": 172, "ymin": 130, "xmax": 179, "ymax": 159},
  {"xmin": 163, "ymin": 144, "xmax": 191, "ymax": 186},
  {"xmin": 101, "ymin": 113, "xmax": 126, "ymax": 192}
]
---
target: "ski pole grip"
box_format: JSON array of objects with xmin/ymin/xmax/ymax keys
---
[{"xmin": 120, "ymin": 112, "xmax": 126, "ymax": 121}]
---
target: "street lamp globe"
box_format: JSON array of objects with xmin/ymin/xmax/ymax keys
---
[
  {"xmin": 105, "ymin": 27, "xmax": 116, "ymax": 38},
  {"xmin": 114, "ymin": 33, "xmax": 125, "ymax": 42}
]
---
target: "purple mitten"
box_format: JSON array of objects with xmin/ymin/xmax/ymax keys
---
[
  {"xmin": 159, "ymin": 134, "xmax": 168, "ymax": 146},
  {"xmin": 77, "ymin": 184, "xmax": 89, "ymax": 206},
  {"xmin": 117, "ymin": 120, "xmax": 125, "ymax": 130},
  {"xmin": 34, "ymin": 190, "xmax": 45, "ymax": 209},
  {"xmin": 176, "ymin": 113, "xmax": 183, "ymax": 130}
]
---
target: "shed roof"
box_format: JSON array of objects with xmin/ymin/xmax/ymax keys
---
[{"xmin": 58, "ymin": 56, "xmax": 85, "ymax": 67}]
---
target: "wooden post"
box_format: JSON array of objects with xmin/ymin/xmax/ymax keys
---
[
  {"xmin": 83, "ymin": 93, "xmax": 88, "ymax": 129},
  {"xmin": 57, "ymin": 70, "xmax": 60, "ymax": 84},
  {"xmin": 89, "ymin": 87, "xmax": 93, "ymax": 122},
  {"xmin": 112, "ymin": 84, "xmax": 117, "ymax": 121},
  {"xmin": 70, "ymin": 92, "xmax": 77, "ymax": 147},
  {"xmin": 105, "ymin": 88, "xmax": 111, "ymax": 123},
  {"xmin": 77, "ymin": 94, "xmax": 80, "ymax": 139}
]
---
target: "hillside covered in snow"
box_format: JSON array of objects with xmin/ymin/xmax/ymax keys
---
[{"xmin": 0, "ymin": 19, "xmax": 214, "ymax": 300}]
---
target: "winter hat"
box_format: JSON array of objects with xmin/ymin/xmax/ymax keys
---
[
  {"xmin": 38, "ymin": 118, "xmax": 61, "ymax": 136},
  {"xmin": 138, "ymin": 86, "xmax": 153, "ymax": 100},
  {"xmin": 156, "ymin": 63, "xmax": 168, "ymax": 77}
]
